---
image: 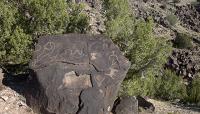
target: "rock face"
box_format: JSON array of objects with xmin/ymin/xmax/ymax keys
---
[{"xmin": 27, "ymin": 34, "xmax": 131, "ymax": 114}]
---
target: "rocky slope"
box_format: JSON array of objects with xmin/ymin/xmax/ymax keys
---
[
  {"xmin": 129, "ymin": 0, "xmax": 200, "ymax": 81},
  {"xmin": 0, "ymin": 0, "xmax": 200, "ymax": 114}
]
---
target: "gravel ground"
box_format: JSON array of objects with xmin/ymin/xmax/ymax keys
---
[{"xmin": 146, "ymin": 99, "xmax": 200, "ymax": 114}]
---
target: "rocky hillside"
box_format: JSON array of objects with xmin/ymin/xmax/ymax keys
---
[
  {"xmin": 129, "ymin": 0, "xmax": 200, "ymax": 81},
  {"xmin": 0, "ymin": 0, "xmax": 200, "ymax": 114}
]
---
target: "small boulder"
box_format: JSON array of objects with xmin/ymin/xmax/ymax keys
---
[
  {"xmin": 112, "ymin": 96, "xmax": 138, "ymax": 114},
  {"xmin": 137, "ymin": 96, "xmax": 155, "ymax": 113}
]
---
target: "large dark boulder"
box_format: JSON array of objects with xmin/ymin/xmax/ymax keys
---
[{"xmin": 27, "ymin": 34, "xmax": 130, "ymax": 114}]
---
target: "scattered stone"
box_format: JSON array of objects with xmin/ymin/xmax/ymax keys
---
[
  {"xmin": 27, "ymin": 34, "xmax": 131, "ymax": 114},
  {"xmin": 175, "ymin": 4, "xmax": 200, "ymax": 32},
  {"xmin": 166, "ymin": 49, "xmax": 200, "ymax": 81}
]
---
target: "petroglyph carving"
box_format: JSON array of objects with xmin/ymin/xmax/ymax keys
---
[
  {"xmin": 94, "ymin": 75, "xmax": 105, "ymax": 87},
  {"xmin": 32, "ymin": 44, "xmax": 86, "ymax": 67},
  {"xmin": 32, "ymin": 42, "xmax": 56, "ymax": 67},
  {"xmin": 70, "ymin": 49, "xmax": 84, "ymax": 58},
  {"xmin": 91, "ymin": 53, "xmax": 97, "ymax": 60},
  {"xmin": 38, "ymin": 42, "xmax": 55, "ymax": 59},
  {"xmin": 44, "ymin": 42, "xmax": 55, "ymax": 51},
  {"xmin": 105, "ymin": 68, "xmax": 118, "ymax": 79},
  {"xmin": 109, "ymin": 51, "xmax": 119, "ymax": 68}
]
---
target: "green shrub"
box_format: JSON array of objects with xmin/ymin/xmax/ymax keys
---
[
  {"xmin": 186, "ymin": 76, "xmax": 200, "ymax": 104},
  {"xmin": 174, "ymin": 33, "xmax": 193, "ymax": 49},
  {"xmin": 104, "ymin": 0, "xmax": 135, "ymax": 45},
  {"xmin": 7, "ymin": 27, "xmax": 32, "ymax": 64},
  {"xmin": 20, "ymin": 0, "xmax": 89, "ymax": 35},
  {"xmin": 154, "ymin": 69, "xmax": 187, "ymax": 100},
  {"xmin": 0, "ymin": 0, "xmax": 89, "ymax": 65},
  {"xmin": 21, "ymin": 0, "xmax": 69, "ymax": 35},
  {"xmin": 66, "ymin": 3, "xmax": 89, "ymax": 33},
  {"xmin": 104, "ymin": 0, "xmax": 174, "ymax": 99},
  {"xmin": 127, "ymin": 19, "xmax": 172, "ymax": 74},
  {"xmin": 121, "ymin": 70, "xmax": 157, "ymax": 97},
  {"xmin": 121, "ymin": 69, "xmax": 187, "ymax": 100},
  {"xmin": 0, "ymin": 0, "xmax": 31, "ymax": 64},
  {"xmin": 104, "ymin": 0, "xmax": 172, "ymax": 79},
  {"xmin": 173, "ymin": 0, "xmax": 181, "ymax": 3},
  {"xmin": 166, "ymin": 14, "xmax": 178, "ymax": 26}
]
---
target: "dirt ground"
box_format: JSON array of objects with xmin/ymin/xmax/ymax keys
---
[{"xmin": 145, "ymin": 99, "xmax": 200, "ymax": 114}]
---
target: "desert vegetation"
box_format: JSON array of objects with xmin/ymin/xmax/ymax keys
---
[
  {"xmin": 0, "ymin": 0, "xmax": 200, "ymax": 112},
  {"xmin": 103, "ymin": 0, "xmax": 200, "ymax": 105},
  {"xmin": 0, "ymin": 0, "xmax": 89, "ymax": 65},
  {"xmin": 174, "ymin": 33, "xmax": 193, "ymax": 49},
  {"xmin": 166, "ymin": 14, "xmax": 178, "ymax": 26}
]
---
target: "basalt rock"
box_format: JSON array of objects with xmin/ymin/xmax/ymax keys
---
[
  {"xmin": 136, "ymin": 96, "xmax": 155, "ymax": 113},
  {"xmin": 175, "ymin": 4, "xmax": 200, "ymax": 32},
  {"xmin": 165, "ymin": 48, "xmax": 200, "ymax": 82},
  {"xmin": 27, "ymin": 34, "xmax": 131, "ymax": 114},
  {"xmin": 112, "ymin": 96, "xmax": 138, "ymax": 114}
]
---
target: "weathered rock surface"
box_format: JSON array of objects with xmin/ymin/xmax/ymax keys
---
[
  {"xmin": 27, "ymin": 34, "xmax": 130, "ymax": 114},
  {"xmin": 112, "ymin": 96, "xmax": 138, "ymax": 114}
]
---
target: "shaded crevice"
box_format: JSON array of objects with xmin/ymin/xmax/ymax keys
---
[{"xmin": 76, "ymin": 90, "xmax": 84, "ymax": 114}]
